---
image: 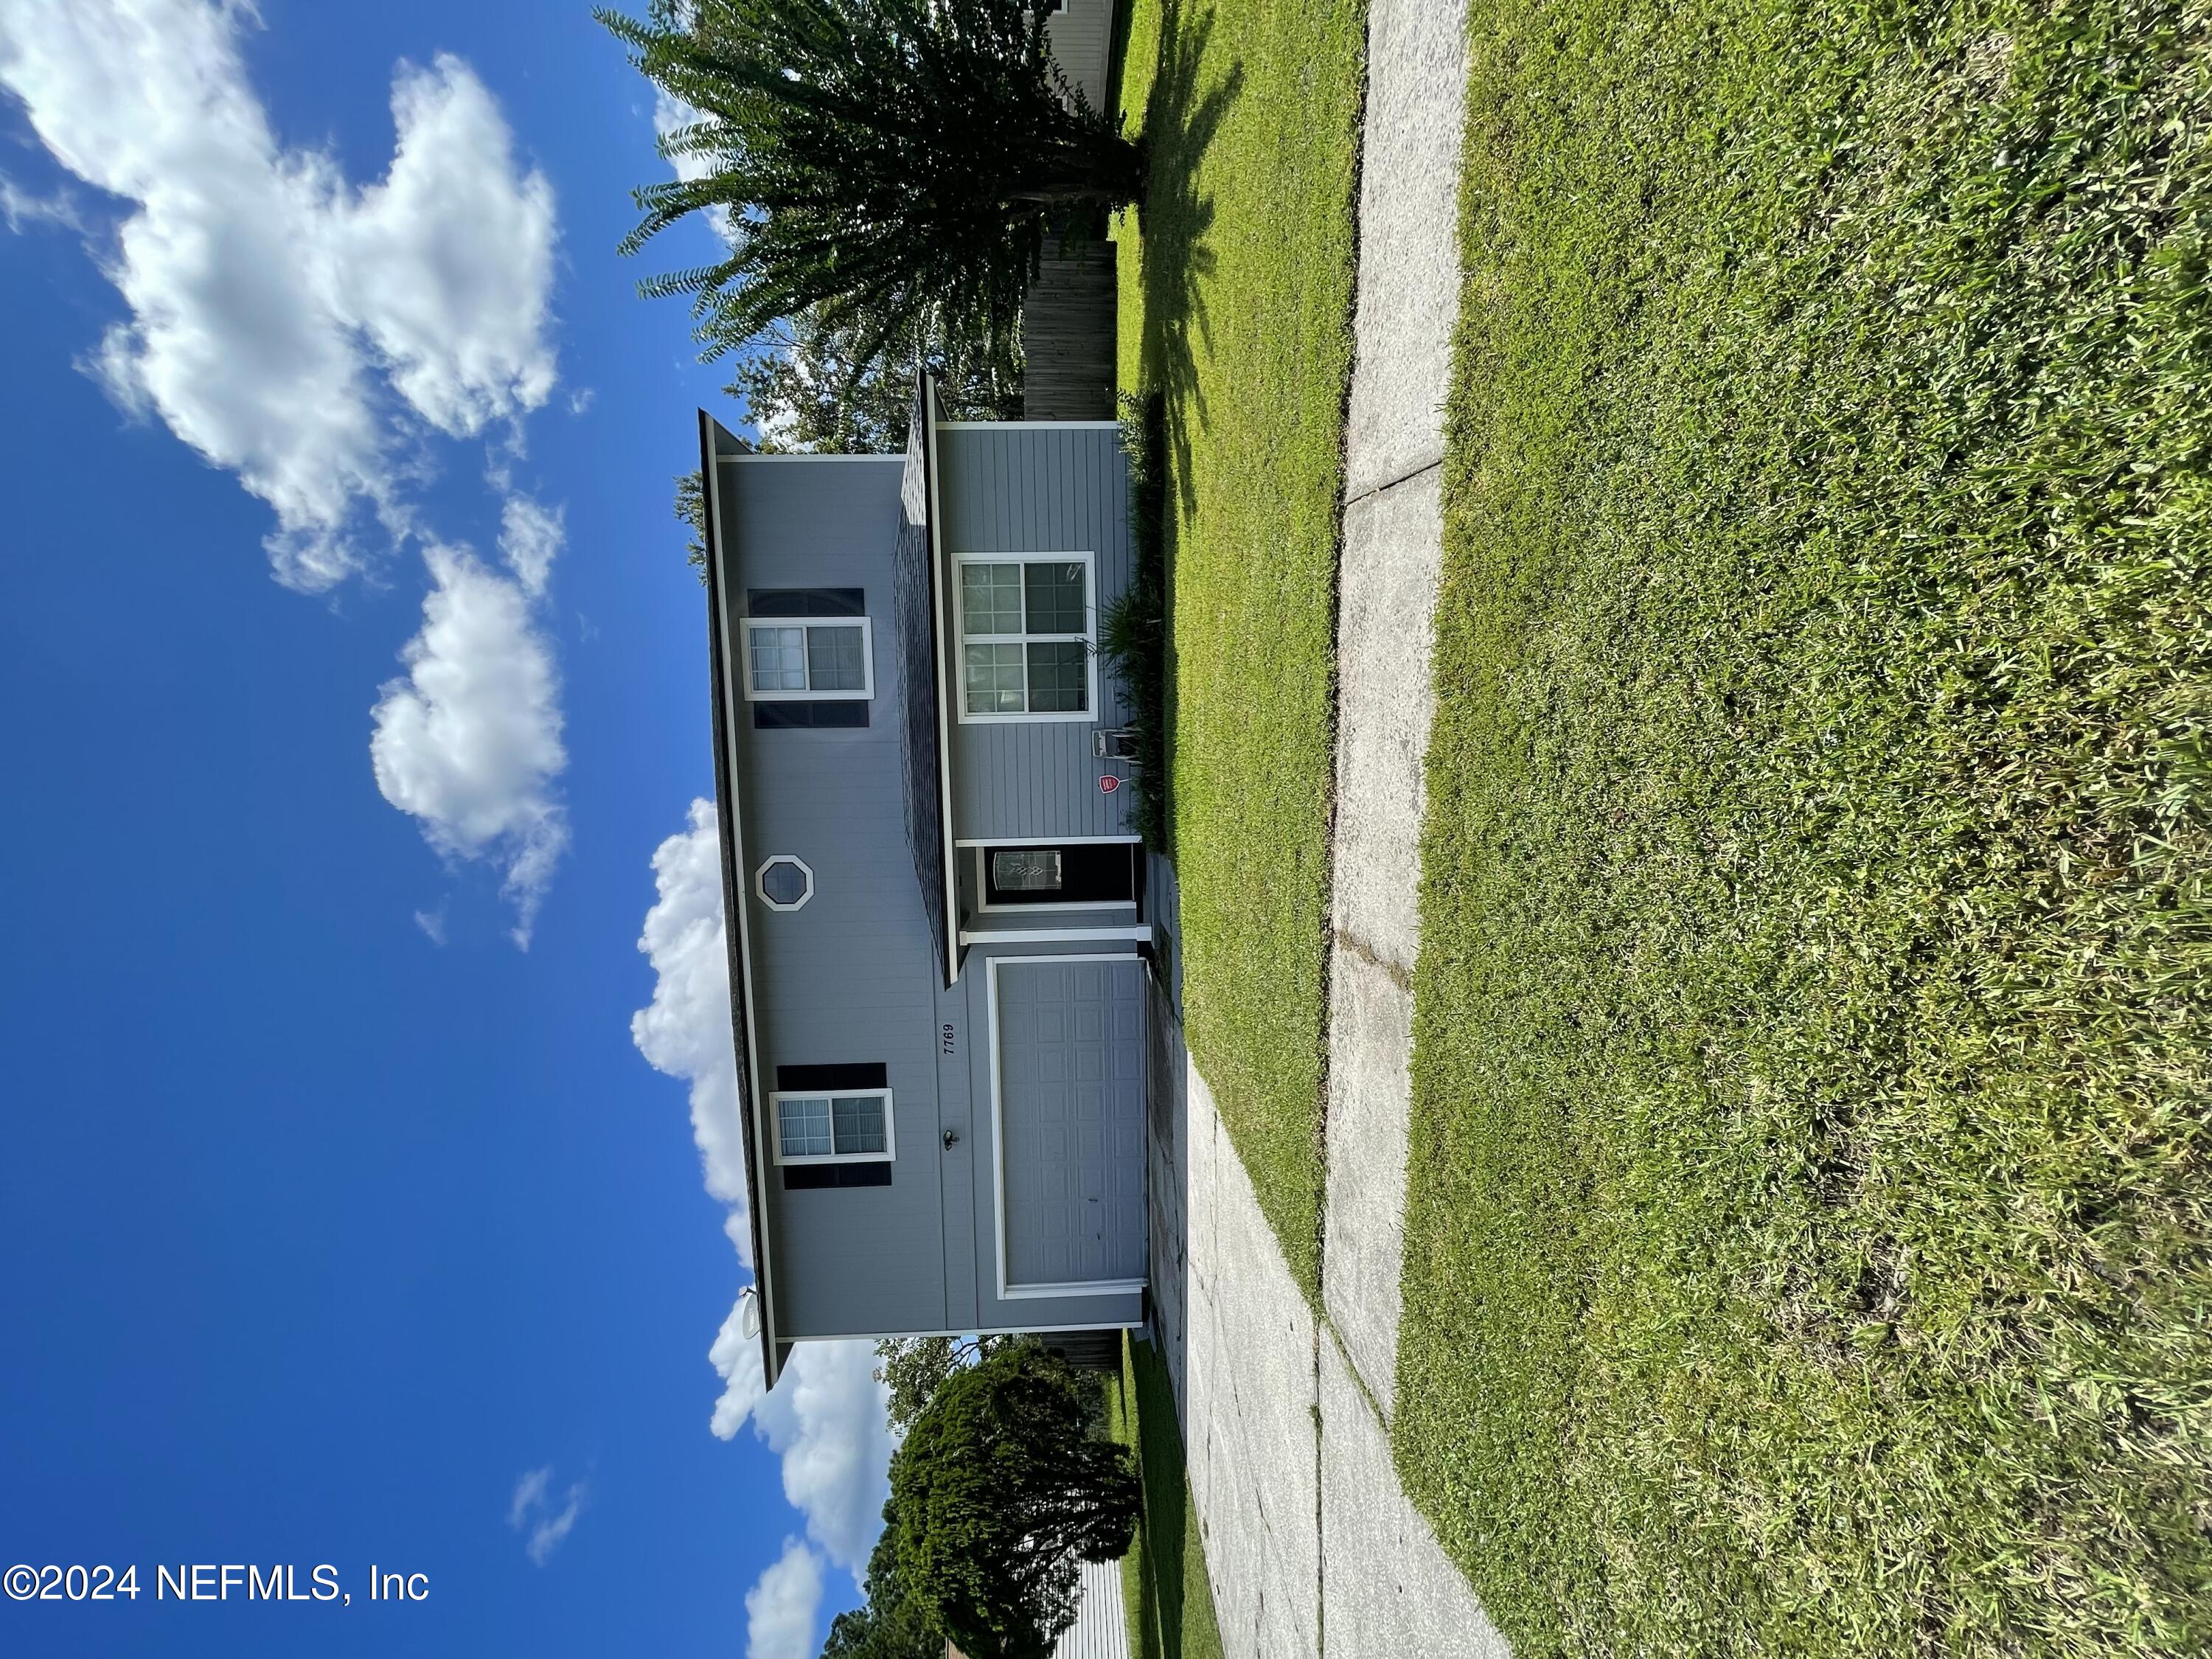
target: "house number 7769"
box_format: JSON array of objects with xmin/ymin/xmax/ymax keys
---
[{"xmin": 941, "ymin": 1024, "xmax": 956, "ymax": 1055}]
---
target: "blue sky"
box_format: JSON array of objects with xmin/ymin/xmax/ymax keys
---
[{"xmin": 0, "ymin": 4, "xmax": 886, "ymax": 1655}]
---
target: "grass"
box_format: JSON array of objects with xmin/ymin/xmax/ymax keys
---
[
  {"xmin": 1394, "ymin": 1, "xmax": 2212, "ymax": 1653},
  {"xmin": 1106, "ymin": 1334, "xmax": 1226, "ymax": 1659},
  {"xmin": 1111, "ymin": 0, "xmax": 1368, "ymax": 1299}
]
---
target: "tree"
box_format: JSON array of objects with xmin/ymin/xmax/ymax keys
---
[
  {"xmin": 675, "ymin": 466, "xmax": 708, "ymax": 583},
  {"xmin": 599, "ymin": 0, "xmax": 1144, "ymax": 373},
  {"xmin": 874, "ymin": 1333, "xmax": 1029, "ymax": 1436},
  {"xmin": 819, "ymin": 1517, "xmax": 941, "ymax": 1659},
  {"xmin": 731, "ymin": 302, "xmax": 1022, "ymax": 456},
  {"xmin": 889, "ymin": 1346, "xmax": 1138, "ymax": 1658}
]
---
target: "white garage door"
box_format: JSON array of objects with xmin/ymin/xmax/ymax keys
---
[{"xmin": 995, "ymin": 957, "xmax": 1147, "ymax": 1290}]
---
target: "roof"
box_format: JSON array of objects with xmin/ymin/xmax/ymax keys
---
[
  {"xmin": 894, "ymin": 371, "xmax": 961, "ymax": 987},
  {"xmin": 698, "ymin": 408, "xmax": 781, "ymax": 1391}
]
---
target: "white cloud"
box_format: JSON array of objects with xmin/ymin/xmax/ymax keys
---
[
  {"xmin": 745, "ymin": 1540, "xmax": 824, "ymax": 1659},
  {"xmin": 370, "ymin": 544, "xmax": 568, "ymax": 946},
  {"xmin": 0, "ymin": 0, "xmax": 558, "ymax": 589},
  {"xmin": 508, "ymin": 1465, "xmax": 588, "ymax": 1566},
  {"xmin": 341, "ymin": 58, "xmax": 557, "ymax": 441},
  {"xmin": 0, "ymin": 172, "xmax": 82, "ymax": 232},
  {"xmin": 752, "ymin": 1341, "xmax": 896, "ymax": 1576},
  {"xmin": 709, "ymin": 1293, "xmax": 770, "ymax": 1441},
  {"xmin": 498, "ymin": 492, "xmax": 563, "ymax": 597},
  {"xmin": 633, "ymin": 801, "xmax": 752, "ymax": 1261},
  {"xmin": 653, "ymin": 88, "xmax": 734, "ymax": 246},
  {"xmin": 414, "ymin": 904, "xmax": 448, "ymax": 945},
  {"xmin": 507, "ymin": 1466, "xmax": 552, "ymax": 1530}
]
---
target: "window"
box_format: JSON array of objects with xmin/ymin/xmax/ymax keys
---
[
  {"xmin": 771, "ymin": 1088, "xmax": 894, "ymax": 1164},
  {"xmin": 977, "ymin": 843, "xmax": 1140, "ymax": 908},
  {"xmin": 755, "ymin": 855, "xmax": 813, "ymax": 911},
  {"xmin": 744, "ymin": 616, "xmax": 872, "ymax": 701},
  {"xmin": 956, "ymin": 555, "xmax": 1093, "ymax": 720},
  {"xmin": 994, "ymin": 849, "xmax": 1062, "ymax": 891}
]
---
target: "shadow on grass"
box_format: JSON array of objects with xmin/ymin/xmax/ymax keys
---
[{"xmin": 1133, "ymin": 0, "xmax": 1240, "ymax": 524}]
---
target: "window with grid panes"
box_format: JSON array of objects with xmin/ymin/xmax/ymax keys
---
[{"xmin": 957, "ymin": 558, "xmax": 1091, "ymax": 716}]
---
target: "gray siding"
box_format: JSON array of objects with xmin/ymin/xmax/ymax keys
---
[
  {"xmin": 1044, "ymin": 0, "xmax": 1116, "ymax": 108},
  {"xmin": 936, "ymin": 424, "xmax": 1138, "ymax": 844},
  {"xmin": 718, "ymin": 451, "xmax": 1141, "ymax": 1343},
  {"xmin": 720, "ymin": 456, "xmax": 950, "ymax": 1338}
]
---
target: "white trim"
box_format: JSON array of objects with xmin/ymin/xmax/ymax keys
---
[
  {"xmin": 768, "ymin": 1087, "xmax": 897, "ymax": 1165},
  {"xmin": 962, "ymin": 925, "xmax": 1155, "ymax": 947},
  {"xmin": 973, "ymin": 846, "xmax": 1138, "ymax": 914},
  {"xmin": 987, "ymin": 953, "xmax": 1151, "ymax": 1302},
  {"xmin": 717, "ymin": 453, "xmax": 905, "ymax": 463},
  {"xmin": 740, "ymin": 616, "xmax": 874, "ymax": 702},
  {"xmin": 925, "ymin": 383, "xmax": 961, "ymax": 988},
  {"xmin": 701, "ymin": 413, "xmax": 781, "ymax": 1373},
  {"xmin": 952, "ymin": 551, "xmax": 1098, "ymax": 724},
  {"xmin": 1000, "ymin": 1279, "xmax": 1147, "ymax": 1301},
  {"xmin": 792, "ymin": 1320, "xmax": 1145, "ymax": 1342},
  {"xmin": 933, "ymin": 420, "xmax": 1122, "ymax": 430},
  {"xmin": 956, "ymin": 835, "xmax": 1143, "ymax": 848},
  {"xmin": 988, "ymin": 957, "xmax": 1009, "ymax": 1301},
  {"xmin": 753, "ymin": 855, "xmax": 814, "ymax": 912}
]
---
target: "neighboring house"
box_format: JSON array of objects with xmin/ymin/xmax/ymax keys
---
[
  {"xmin": 700, "ymin": 378, "xmax": 1150, "ymax": 1388},
  {"xmin": 939, "ymin": 1559, "xmax": 1130, "ymax": 1659},
  {"xmin": 1044, "ymin": 0, "xmax": 1117, "ymax": 112}
]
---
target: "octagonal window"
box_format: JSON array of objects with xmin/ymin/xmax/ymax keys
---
[{"xmin": 755, "ymin": 855, "xmax": 813, "ymax": 911}]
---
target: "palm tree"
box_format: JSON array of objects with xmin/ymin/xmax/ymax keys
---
[{"xmin": 600, "ymin": 0, "xmax": 1145, "ymax": 372}]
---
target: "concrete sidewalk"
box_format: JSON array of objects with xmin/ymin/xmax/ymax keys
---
[{"xmin": 1142, "ymin": 0, "xmax": 1512, "ymax": 1651}]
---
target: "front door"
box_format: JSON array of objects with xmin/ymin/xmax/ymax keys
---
[{"xmin": 994, "ymin": 956, "xmax": 1147, "ymax": 1291}]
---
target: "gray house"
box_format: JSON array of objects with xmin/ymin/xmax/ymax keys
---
[{"xmin": 699, "ymin": 378, "xmax": 1150, "ymax": 1388}]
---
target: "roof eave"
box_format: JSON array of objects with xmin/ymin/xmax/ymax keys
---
[{"xmin": 698, "ymin": 408, "xmax": 782, "ymax": 1392}]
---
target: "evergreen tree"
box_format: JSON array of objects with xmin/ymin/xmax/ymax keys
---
[
  {"xmin": 600, "ymin": 0, "xmax": 1144, "ymax": 373},
  {"xmin": 818, "ymin": 1518, "xmax": 941, "ymax": 1659},
  {"xmin": 873, "ymin": 1332, "xmax": 1029, "ymax": 1436}
]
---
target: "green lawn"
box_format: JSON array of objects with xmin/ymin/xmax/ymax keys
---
[
  {"xmin": 1106, "ymin": 1335, "xmax": 1225, "ymax": 1659},
  {"xmin": 1394, "ymin": 1, "xmax": 2212, "ymax": 1654},
  {"xmin": 1112, "ymin": 0, "xmax": 1367, "ymax": 1298}
]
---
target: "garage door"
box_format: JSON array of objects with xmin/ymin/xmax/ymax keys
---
[{"xmin": 995, "ymin": 957, "xmax": 1147, "ymax": 1290}]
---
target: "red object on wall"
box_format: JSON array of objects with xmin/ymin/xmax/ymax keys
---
[{"xmin": 1099, "ymin": 773, "xmax": 1121, "ymax": 793}]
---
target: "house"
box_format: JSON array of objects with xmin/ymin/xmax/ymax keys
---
[
  {"xmin": 700, "ymin": 378, "xmax": 1151, "ymax": 1388},
  {"xmin": 1044, "ymin": 0, "xmax": 1118, "ymax": 114}
]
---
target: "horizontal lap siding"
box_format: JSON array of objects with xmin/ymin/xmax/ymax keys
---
[
  {"xmin": 721, "ymin": 456, "xmax": 952, "ymax": 1339},
  {"xmin": 939, "ymin": 425, "xmax": 1135, "ymax": 844}
]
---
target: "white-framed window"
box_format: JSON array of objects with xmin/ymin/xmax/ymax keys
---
[
  {"xmin": 754, "ymin": 855, "xmax": 814, "ymax": 911},
  {"xmin": 954, "ymin": 554, "xmax": 1095, "ymax": 721},
  {"xmin": 771, "ymin": 1088, "xmax": 894, "ymax": 1164},
  {"xmin": 742, "ymin": 616, "xmax": 874, "ymax": 701}
]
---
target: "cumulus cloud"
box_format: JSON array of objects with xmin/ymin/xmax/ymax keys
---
[
  {"xmin": 633, "ymin": 801, "xmax": 753, "ymax": 1262},
  {"xmin": 371, "ymin": 545, "xmax": 568, "ymax": 945},
  {"xmin": 744, "ymin": 1340, "xmax": 896, "ymax": 1576},
  {"xmin": 0, "ymin": 0, "xmax": 558, "ymax": 589},
  {"xmin": 508, "ymin": 1466, "xmax": 588, "ymax": 1566},
  {"xmin": 745, "ymin": 1540, "xmax": 824, "ymax": 1659},
  {"xmin": 341, "ymin": 60, "xmax": 556, "ymax": 440}
]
